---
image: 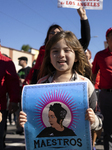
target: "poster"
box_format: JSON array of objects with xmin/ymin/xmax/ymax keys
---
[
  {"xmin": 22, "ymin": 81, "xmax": 92, "ymax": 150},
  {"xmin": 58, "ymin": 0, "xmax": 103, "ymax": 10}
]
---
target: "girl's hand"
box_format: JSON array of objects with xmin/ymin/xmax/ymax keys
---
[
  {"xmin": 0, "ymin": 112, "xmax": 2, "ymax": 122},
  {"xmin": 77, "ymin": 7, "xmax": 87, "ymax": 20},
  {"xmin": 25, "ymin": 81, "xmax": 29, "ymax": 85},
  {"xmin": 19, "ymin": 111, "xmax": 27, "ymax": 128},
  {"xmin": 85, "ymin": 108, "xmax": 95, "ymax": 125}
]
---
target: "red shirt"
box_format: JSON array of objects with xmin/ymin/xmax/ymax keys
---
[
  {"xmin": 33, "ymin": 45, "xmax": 45, "ymax": 70},
  {"xmin": 0, "ymin": 52, "xmax": 20, "ymax": 110},
  {"xmin": 24, "ymin": 45, "xmax": 45, "ymax": 84},
  {"xmin": 94, "ymin": 71, "xmax": 100, "ymax": 89},
  {"xmin": 92, "ymin": 47, "xmax": 112, "ymax": 89}
]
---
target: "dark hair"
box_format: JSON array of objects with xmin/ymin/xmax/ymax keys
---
[
  {"xmin": 44, "ymin": 24, "xmax": 63, "ymax": 45},
  {"xmin": 49, "ymin": 103, "xmax": 67, "ymax": 124},
  {"xmin": 38, "ymin": 31, "xmax": 92, "ymax": 81},
  {"xmin": 106, "ymin": 30, "xmax": 112, "ymax": 37}
]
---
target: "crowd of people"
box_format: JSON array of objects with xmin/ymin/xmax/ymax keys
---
[{"xmin": 0, "ymin": 6, "xmax": 112, "ymax": 150}]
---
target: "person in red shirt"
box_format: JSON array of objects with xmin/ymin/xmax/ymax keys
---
[
  {"xmin": 92, "ymin": 27, "xmax": 112, "ymax": 150},
  {"xmin": 0, "ymin": 106, "xmax": 2, "ymax": 123},
  {"xmin": 24, "ymin": 7, "xmax": 90, "ymax": 85},
  {"xmin": 0, "ymin": 52, "xmax": 21, "ymax": 150}
]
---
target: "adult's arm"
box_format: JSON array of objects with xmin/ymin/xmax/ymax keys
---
[
  {"xmin": 6, "ymin": 60, "xmax": 21, "ymax": 112},
  {"xmin": 92, "ymin": 53, "xmax": 99, "ymax": 84},
  {"xmin": 23, "ymin": 68, "xmax": 34, "ymax": 85},
  {"xmin": 34, "ymin": 45, "xmax": 45, "ymax": 70},
  {"xmin": 0, "ymin": 112, "xmax": 2, "ymax": 122},
  {"xmin": 92, "ymin": 73, "xmax": 97, "ymax": 85},
  {"xmin": 77, "ymin": 7, "xmax": 90, "ymax": 51}
]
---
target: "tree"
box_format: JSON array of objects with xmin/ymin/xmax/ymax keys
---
[{"xmin": 21, "ymin": 44, "xmax": 31, "ymax": 52}]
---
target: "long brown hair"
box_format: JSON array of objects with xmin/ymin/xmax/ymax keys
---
[
  {"xmin": 37, "ymin": 31, "xmax": 92, "ymax": 81},
  {"xmin": 44, "ymin": 24, "xmax": 63, "ymax": 45}
]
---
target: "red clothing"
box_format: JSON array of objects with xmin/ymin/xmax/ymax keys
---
[
  {"xmin": 34, "ymin": 45, "xmax": 45, "ymax": 70},
  {"xmin": 24, "ymin": 67, "xmax": 34, "ymax": 84},
  {"xmin": 0, "ymin": 52, "xmax": 20, "ymax": 110},
  {"xmin": 24, "ymin": 45, "xmax": 45, "ymax": 84},
  {"xmin": 94, "ymin": 71, "xmax": 100, "ymax": 89},
  {"xmin": 92, "ymin": 47, "xmax": 112, "ymax": 89}
]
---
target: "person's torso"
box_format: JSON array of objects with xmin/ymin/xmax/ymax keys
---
[
  {"xmin": 18, "ymin": 66, "xmax": 31, "ymax": 79},
  {"xmin": 0, "ymin": 54, "xmax": 11, "ymax": 109},
  {"xmin": 96, "ymin": 49, "xmax": 112, "ymax": 89}
]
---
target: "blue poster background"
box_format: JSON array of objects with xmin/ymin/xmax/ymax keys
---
[{"xmin": 22, "ymin": 81, "xmax": 92, "ymax": 150}]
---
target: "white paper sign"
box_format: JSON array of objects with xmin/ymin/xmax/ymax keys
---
[{"xmin": 58, "ymin": 0, "xmax": 103, "ymax": 10}]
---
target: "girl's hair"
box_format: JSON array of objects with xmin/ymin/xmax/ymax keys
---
[
  {"xmin": 44, "ymin": 24, "xmax": 63, "ymax": 45},
  {"xmin": 38, "ymin": 31, "xmax": 92, "ymax": 81},
  {"xmin": 49, "ymin": 103, "xmax": 67, "ymax": 124}
]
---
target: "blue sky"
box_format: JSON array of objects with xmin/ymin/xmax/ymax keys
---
[{"xmin": 0, "ymin": 0, "xmax": 112, "ymax": 59}]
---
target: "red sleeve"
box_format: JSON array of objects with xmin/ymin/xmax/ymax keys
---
[
  {"xmin": 34, "ymin": 45, "xmax": 45, "ymax": 70},
  {"xmin": 94, "ymin": 71, "xmax": 100, "ymax": 89},
  {"xmin": 23, "ymin": 67, "xmax": 34, "ymax": 85},
  {"xmin": 23, "ymin": 45, "xmax": 45, "ymax": 85},
  {"xmin": 6, "ymin": 60, "xmax": 21, "ymax": 103},
  {"xmin": 92, "ymin": 53, "xmax": 100, "ymax": 74}
]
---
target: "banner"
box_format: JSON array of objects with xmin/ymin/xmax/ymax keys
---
[
  {"xmin": 22, "ymin": 81, "xmax": 92, "ymax": 150},
  {"xmin": 58, "ymin": 0, "xmax": 103, "ymax": 10}
]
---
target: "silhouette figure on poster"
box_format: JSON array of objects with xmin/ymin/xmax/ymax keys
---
[{"xmin": 37, "ymin": 103, "xmax": 76, "ymax": 137}]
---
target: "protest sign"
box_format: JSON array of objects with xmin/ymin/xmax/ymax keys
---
[
  {"xmin": 22, "ymin": 81, "xmax": 92, "ymax": 150},
  {"xmin": 58, "ymin": 0, "xmax": 103, "ymax": 10}
]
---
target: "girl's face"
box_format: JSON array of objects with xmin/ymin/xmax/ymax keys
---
[
  {"xmin": 48, "ymin": 110, "xmax": 59, "ymax": 128},
  {"xmin": 50, "ymin": 39, "xmax": 77, "ymax": 75},
  {"xmin": 85, "ymin": 50, "xmax": 91, "ymax": 60},
  {"xmin": 48, "ymin": 27, "xmax": 60, "ymax": 41}
]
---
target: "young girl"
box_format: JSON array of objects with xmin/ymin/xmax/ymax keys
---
[
  {"xmin": 19, "ymin": 31, "xmax": 101, "ymax": 134},
  {"xmin": 24, "ymin": 6, "xmax": 90, "ymax": 84}
]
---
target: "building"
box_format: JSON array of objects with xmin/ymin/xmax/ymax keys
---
[{"xmin": 0, "ymin": 45, "xmax": 39, "ymax": 71}]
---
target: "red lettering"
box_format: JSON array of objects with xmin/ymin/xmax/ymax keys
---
[
  {"xmin": 94, "ymin": 2, "xmax": 97, "ymax": 6},
  {"xmin": 66, "ymin": 1, "xmax": 69, "ymax": 5},
  {"xmin": 94, "ymin": 2, "xmax": 100, "ymax": 7},
  {"xmin": 66, "ymin": 1, "xmax": 75, "ymax": 5},
  {"xmin": 80, "ymin": 3, "xmax": 83, "ymax": 6},
  {"xmin": 83, "ymin": 2, "xmax": 86, "ymax": 6},
  {"xmin": 86, "ymin": 2, "xmax": 89, "ymax": 6},
  {"xmin": 89, "ymin": 2, "xmax": 92, "ymax": 6},
  {"xmin": 61, "ymin": 2, "xmax": 64, "ymax": 5},
  {"xmin": 77, "ymin": 2, "xmax": 80, "ymax": 6},
  {"xmin": 97, "ymin": 3, "xmax": 100, "ymax": 7},
  {"xmin": 69, "ymin": 1, "xmax": 72, "ymax": 5},
  {"xmin": 65, "ymin": 0, "xmax": 100, "ymax": 7},
  {"xmin": 77, "ymin": 1, "xmax": 100, "ymax": 7}
]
